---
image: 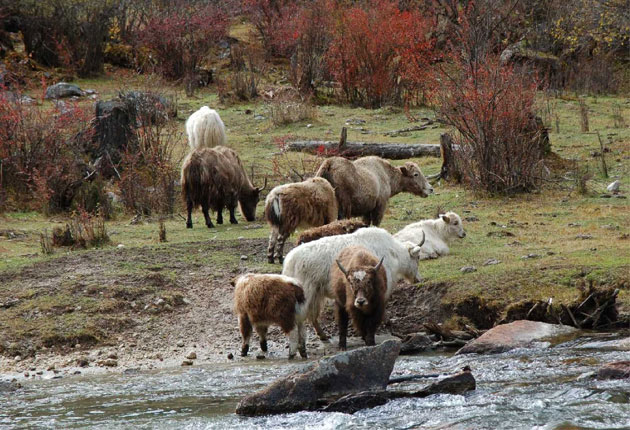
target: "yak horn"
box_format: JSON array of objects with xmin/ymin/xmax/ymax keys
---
[
  {"xmin": 336, "ymin": 259, "xmax": 349, "ymax": 277},
  {"xmin": 257, "ymin": 176, "xmax": 268, "ymax": 192},
  {"xmin": 417, "ymin": 230, "xmax": 425, "ymax": 247},
  {"xmin": 374, "ymin": 256, "xmax": 384, "ymax": 272}
]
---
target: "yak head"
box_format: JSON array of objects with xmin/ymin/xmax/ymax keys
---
[
  {"xmin": 336, "ymin": 256, "xmax": 384, "ymax": 312},
  {"xmin": 399, "ymin": 162, "xmax": 433, "ymax": 197},
  {"xmin": 238, "ymin": 178, "xmax": 267, "ymax": 221},
  {"xmin": 439, "ymin": 211, "xmax": 466, "ymax": 239}
]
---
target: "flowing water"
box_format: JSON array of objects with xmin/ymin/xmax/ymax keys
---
[{"xmin": 2, "ymin": 334, "xmax": 630, "ymax": 430}]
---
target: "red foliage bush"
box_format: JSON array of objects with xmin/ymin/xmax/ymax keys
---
[
  {"xmin": 0, "ymin": 91, "xmax": 95, "ymax": 212},
  {"xmin": 244, "ymin": 0, "xmax": 300, "ymax": 58},
  {"xmin": 325, "ymin": 0, "xmax": 435, "ymax": 107},
  {"xmin": 138, "ymin": 2, "xmax": 228, "ymax": 92}
]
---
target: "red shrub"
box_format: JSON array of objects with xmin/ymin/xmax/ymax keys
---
[
  {"xmin": 138, "ymin": 3, "xmax": 228, "ymax": 92},
  {"xmin": 325, "ymin": 0, "xmax": 435, "ymax": 107},
  {"xmin": 244, "ymin": 0, "xmax": 300, "ymax": 58},
  {"xmin": 0, "ymin": 91, "xmax": 95, "ymax": 212}
]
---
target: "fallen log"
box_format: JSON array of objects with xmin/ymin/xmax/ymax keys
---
[{"xmin": 286, "ymin": 140, "xmax": 441, "ymax": 159}]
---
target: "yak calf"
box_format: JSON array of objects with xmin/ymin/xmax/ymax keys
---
[
  {"xmin": 331, "ymin": 246, "xmax": 387, "ymax": 350},
  {"xmin": 233, "ymin": 274, "xmax": 308, "ymax": 359}
]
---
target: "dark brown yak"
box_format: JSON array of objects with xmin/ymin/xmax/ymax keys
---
[
  {"xmin": 296, "ymin": 219, "xmax": 368, "ymax": 245},
  {"xmin": 331, "ymin": 245, "xmax": 387, "ymax": 350},
  {"xmin": 181, "ymin": 146, "xmax": 266, "ymax": 228}
]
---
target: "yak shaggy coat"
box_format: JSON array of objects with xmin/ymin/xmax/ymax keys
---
[
  {"xmin": 296, "ymin": 219, "xmax": 368, "ymax": 245},
  {"xmin": 185, "ymin": 106, "xmax": 227, "ymax": 149},
  {"xmin": 181, "ymin": 146, "xmax": 262, "ymax": 228},
  {"xmin": 394, "ymin": 211, "xmax": 466, "ymax": 259},
  {"xmin": 282, "ymin": 227, "xmax": 425, "ymax": 340},
  {"xmin": 316, "ymin": 156, "xmax": 434, "ymax": 225},
  {"xmin": 233, "ymin": 274, "xmax": 308, "ymax": 359},
  {"xmin": 331, "ymin": 246, "xmax": 387, "ymax": 350},
  {"xmin": 264, "ymin": 177, "xmax": 337, "ymax": 264}
]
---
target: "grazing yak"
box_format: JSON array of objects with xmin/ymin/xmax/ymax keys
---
[
  {"xmin": 264, "ymin": 177, "xmax": 337, "ymax": 264},
  {"xmin": 282, "ymin": 227, "xmax": 425, "ymax": 340},
  {"xmin": 233, "ymin": 274, "xmax": 308, "ymax": 359},
  {"xmin": 181, "ymin": 146, "xmax": 266, "ymax": 228},
  {"xmin": 296, "ymin": 219, "xmax": 368, "ymax": 245},
  {"xmin": 394, "ymin": 211, "xmax": 466, "ymax": 259},
  {"xmin": 316, "ymin": 156, "xmax": 434, "ymax": 225},
  {"xmin": 186, "ymin": 106, "xmax": 227, "ymax": 149},
  {"xmin": 332, "ymin": 246, "xmax": 387, "ymax": 350}
]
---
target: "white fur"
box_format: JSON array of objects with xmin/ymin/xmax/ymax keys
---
[
  {"xmin": 186, "ymin": 106, "xmax": 227, "ymax": 149},
  {"xmin": 353, "ymin": 270, "xmax": 367, "ymax": 281},
  {"xmin": 282, "ymin": 227, "xmax": 423, "ymax": 323},
  {"xmin": 394, "ymin": 211, "xmax": 465, "ymax": 259}
]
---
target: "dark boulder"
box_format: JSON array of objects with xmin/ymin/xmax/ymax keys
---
[
  {"xmin": 118, "ymin": 91, "xmax": 176, "ymax": 126},
  {"xmin": 45, "ymin": 82, "xmax": 84, "ymax": 99},
  {"xmin": 400, "ymin": 333, "xmax": 434, "ymax": 355},
  {"xmin": 456, "ymin": 320, "xmax": 579, "ymax": 355},
  {"xmin": 92, "ymin": 100, "xmax": 136, "ymax": 172},
  {"xmin": 235, "ymin": 339, "xmax": 401, "ymax": 416},
  {"xmin": 597, "ymin": 361, "xmax": 630, "ymax": 380},
  {"xmin": 0, "ymin": 379, "xmax": 22, "ymax": 393}
]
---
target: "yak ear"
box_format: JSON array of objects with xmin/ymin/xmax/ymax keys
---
[
  {"xmin": 336, "ymin": 259, "xmax": 349, "ymax": 277},
  {"xmin": 441, "ymin": 214, "xmax": 451, "ymax": 224},
  {"xmin": 399, "ymin": 165, "xmax": 409, "ymax": 176}
]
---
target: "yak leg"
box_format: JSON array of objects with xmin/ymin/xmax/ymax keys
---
[
  {"xmin": 364, "ymin": 327, "xmax": 376, "ymax": 346},
  {"xmin": 186, "ymin": 199, "xmax": 194, "ymax": 229},
  {"xmin": 215, "ymin": 200, "xmax": 224, "ymax": 225},
  {"xmin": 267, "ymin": 229, "xmax": 278, "ymax": 264},
  {"xmin": 275, "ymin": 233, "xmax": 287, "ymax": 264},
  {"xmin": 255, "ymin": 325, "xmax": 268, "ymax": 352},
  {"xmin": 335, "ymin": 303, "xmax": 349, "ymax": 350},
  {"xmin": 202, "ymin": 204, "xmax": 214, "ymax": 228},
  {"xmin": 297, "ymin": 322, "xmax": 307, "ymax": 358},
  {"xmin": 229, "ymin": 205, "xmax": 238, "ymax": 224},
  {"xmin": 287, "ymin": 328, "xmax": 299, "ymax": 359},
  {"xmin": 371, "ymin": 203, "xmax": 386, "ymax": 226},
  {"xmin": 239, "ymin": 314, "xmax": 252, "ymax": 356},
  {"xmin": 310, "ymin": 299, "xmax": 329, "ymax": 341}
]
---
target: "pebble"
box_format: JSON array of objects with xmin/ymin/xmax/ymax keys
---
[
  {"xmin": 177, "ymin": 340, "xmax": 185, "ymax": 348},
  {"xmin": 107, "ymin": 353, "xmax": 118, "ymax": 360},
  {"xmin": 256, "ymin": 354, "xmax": 266, "ymax": 360},
  {"xmin": 575, "ymin": 234, "xmax": 593, "ymax": 240},
  {"xmin": 186, "ymin": 351, "xmax": 197, "ymax": 360},
  {"xmin": 181, "ymin": 360, "xmax": 194, "ymax": 366},
  {"xmin": 306, "ymin": 124, "xmax": 313, "ymax": 128},
  {"xmin": 101, "ymin": 359, "xmax": 118, "ymax": 367},
  {"xmin": 521, "ymin": 253, "xmax": 541, "ymax": 259},
  {"xmin": 483, "ymin": 259, "xmax": 501, "ymax": 266},
  {"xmin": 240, "ymin": 255, "xmax": 248, "ymax": 260},
  {"xmin": 460, "ymin": 266, "xmax": 477, "ymax": 273},
  {"xmin": 607, "ymin": 180, "xmax": 620, "ymax": 193},
  {"xmin": 227, "ymin": 353, "xmax": 234, "ymax": 360}
]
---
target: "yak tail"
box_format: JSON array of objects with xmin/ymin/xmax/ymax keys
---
[{"xmin": 264, "ymin": 194, "xmax": 282, "ymax": 226}]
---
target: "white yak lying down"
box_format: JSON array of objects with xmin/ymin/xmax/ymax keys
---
[
  {"xmin": 186, "ymin": 106, "xmax": 227, "ymax": 149},
  {"xmin": 282, "ymin": 227, "xmax": 425, "ymax": 341},
  {"xmin": 394, "ymin": 211, "xmax": 465, "ymax": 259}
]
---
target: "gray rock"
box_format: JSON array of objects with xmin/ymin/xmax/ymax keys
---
[
  {"xmin": 577, "ymin": 336, "xmax": 630, "ymax": 351},
  {"xmin": 456, "ymin": 320, "xmax": 579, "ymax": 355},
  {"xmin": 240, "ymin": 255, "xmax": 248, "ymax": 260},
  {"xmin": 521, "ymin": 253, "xmax": 541, "ymax": 259},
  {"xmin": 607, "ymin": 180, "xmax": 620, "ymax": 193},
  {"xmin": 45, "ymin": 82, "xmax": 84, "ymax": 99},
  {"xmin": 186, "ymin": 351, "xmax": 197, "ymax": 360},
  {"xmin": 400, "ymin": 333, "xmax": 433, "ymax": 355},
  {"xmin": 460, "ymin": 266, "xmax": 477, "ymax": 273},
  {"xmin": 236, "ymin": 339, "xmax": 401, "ymax": 416},
  {"xmin": 0, "ymin": 380, "xmax": 22, "ymax": 393},
  {"xmin": 181, "ymin": 359, "xmax": 194, "ymax": 366},
  {"xmin": 597, "ymin": 361, "xmax": 630, "ymax": 380},
  {"xmin": 483, "ymin": 258, "xmax": 501, "ymax": 266}
]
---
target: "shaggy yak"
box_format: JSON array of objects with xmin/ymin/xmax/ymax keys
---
[
  {"xmin": 296, "ymin": 219, "xmax": 368, "ymax": 245},
  {"xmin": 264, "ymin": 177, "xmax": 337, "ymax": 264},
  {"xmin": 316, "ymin": 156, "xmax": 434, "ymax": 225},
  {"xmin": 186, "ymin": 106, "xmax": 227, "ymax": 149},
  {"xmin": 181, "ymin": 146, "xmax": 266, "ymax": 228},
  {"xmin": 282, "ymin": 227, "xmax": 425, "ymax": 340},
  {"xmin": 394, "ymin": 211, "xmax": 466, "ymax": 259},
  {"xmin": 331, "ymin": 246, "xmax": 387, "ymax": 350},
  {"xmin": 233, "ymin": 274, "xmax": 308, "ymax": 359}
]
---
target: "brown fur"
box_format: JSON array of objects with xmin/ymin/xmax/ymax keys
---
[
  {"xmin": 316, "ymin": 156, "xmax": 432, "ymax": 225},
  {"xmin": 233, "ymin": 274, "xmax": 307, "ymax": 358},
  {"xmin": 181, "ymin": 146, "xmax": 263, "ymax": 228},
  {"xmin": 330, "ymin": 246, "xmax": 387, "ymax": 350},
  {"xmin": 296, "ymin": 219, "xmax": 368, "ymax": 245},
  {"xmin": 264, "ymin": 177, "xmax": 338, "ymax": 263}
]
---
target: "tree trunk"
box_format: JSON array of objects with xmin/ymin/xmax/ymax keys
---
[{"xmin": 286, "ymin": 140, "xmax": 441, "ymax": 159}]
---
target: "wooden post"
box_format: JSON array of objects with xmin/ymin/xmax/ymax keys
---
[
  {"xmin": 596, "ymin": 131, "xmax": 608, "ymax": 178},
  {"xmin": 338, "ymin": 127, "xmax": 347, "ymax": 151}
]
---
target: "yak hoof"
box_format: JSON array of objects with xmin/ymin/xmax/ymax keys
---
[
  {"xmin": 230, "ymin": 219, "xmax": 238, "ymax": 224},
  {"xmin": 278, "ymin": 256, "xmax": 284, "ymax": 264},
  {"xmin": 241, "ymin": 345, "xmax": 249, "ymax": 356},
  {"xmin": 260, "ymin": 340, "xmax": 268, "ymax": 352},
  {"xmin": 288, "ymin": 353, "xmax": 296, "ymax": 360},
  {"xmin": 186, "ymin": 223, "xmax": 193, "ymax": 229},
  {"xmin": 267, "ymin": 257, "xmax": 275, "ymax": 264},
  {"xmin": 206, "ymin": 223, "xmax": 215, "ymax": 228},
  {"xmin": 299, "ymin": 349, "xmax": 307, "ymax": 359}
]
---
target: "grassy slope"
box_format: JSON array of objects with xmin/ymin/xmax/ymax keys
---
[{"xmin": 1, "ymin": 69, "xmax": 629, "ymax": 354}]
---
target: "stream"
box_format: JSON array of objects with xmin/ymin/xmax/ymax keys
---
[{"xmin": 2, "ymin": 333, "xmax": 629, "ymax": 430}]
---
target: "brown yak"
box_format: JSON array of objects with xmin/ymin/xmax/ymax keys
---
[
  {"xmin": 181, "ymin": 146, "xmax": 266, "ymax": 228},
  {"xmin": 331, "ymin": 245, "xmax": 387, "ymax": 350},
  {"xmin": 296, "ymin": 219, "xmax": 368, "ymax": 245},
  {"xmin": 316, "ymin": 156, "xmax": 433, "ymax": 225}
]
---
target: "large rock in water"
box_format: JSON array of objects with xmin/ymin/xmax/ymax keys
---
[
  {"xmin": 235, "ymin": 339, "xmax": 401, "ymax": 416},
  {"xmin": 45, "ymin": 82, "xmax": 84, "ymax": 99},
  {"xmin": 456, "ymin": 320, "xmax": 579, "ymax": 355},
  {"xmin": 597, "ymin": 361, "xmax": 630, "ymax": 380}
]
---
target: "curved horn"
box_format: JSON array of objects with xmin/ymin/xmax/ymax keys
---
[
  {"xmin": 336, "ymin": 259, "xmax": 349, "ymax": 277},
  {"xmin": 257, "ymin": 176, "xmax": 268, "ymax": 192},
  {"xmin": 374, "ymin": 256, "xmax": 384, "ymax": 272},
  {"xmin": 417, "ymin": 230, "xmax": 425, "ymax": 247}
]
